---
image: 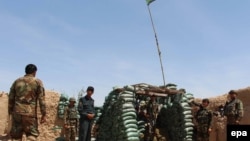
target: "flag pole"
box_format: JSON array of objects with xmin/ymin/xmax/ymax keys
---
[{"xmin": 147, "ymin": 4, "xmax": 166, "ymax": 86}]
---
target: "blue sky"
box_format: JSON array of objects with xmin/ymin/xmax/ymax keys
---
[{"xmin": 0, "ymin": 0, "xmax": 250, "ymax": 106}]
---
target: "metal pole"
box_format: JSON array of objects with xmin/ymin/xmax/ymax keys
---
[{"xmin": 147, "ymin": 5, "xmax": 166, "ymax": 86}]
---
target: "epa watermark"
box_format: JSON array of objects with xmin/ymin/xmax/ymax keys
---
[{"xmin": 227, "ymin": 125, "xmax": 250, "ymax": 141}]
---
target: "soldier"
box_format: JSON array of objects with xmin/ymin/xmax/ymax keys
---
[
  {"xmin": 224, "ymin": 90, "xmax": 243, "ymax": 125},
  {"xmin": 8, "ymin": 64, "xmax": 46, "ymax": 141},
  {"xmin": 78, "ymin": 86, "xmax": 95, "ymax": 141},
  {"xmin": 210, "ymin": 105, "xmax": 226, "ymax": 141},
  {"xmin": 64, "ymin": 97, "xmax": 78, "ymax": 141},
  {"xmin": 146, "ymin": 95, "xmax": 159, "ymax": 141},
  {"xmin": 195, "ymin": 99, "xmax": 212, "ymax": 141},
  {"xmin": 146, "ymin": 95, "xmax": 159, "ymax": 124}
]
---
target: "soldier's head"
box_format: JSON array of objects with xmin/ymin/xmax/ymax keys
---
[
  {"xmin": 25, "ymin": 64, "xmax": 37, "ymax": 76},
  {"xmin": 202, "ymin": 98, "xmax": 210, "ymax": 107},
  {"xmin": 150, "ymin": 95, "xmax": 156, "ymax": 101},
  {"xmin": 86, "ymin": 86, "xmax": 94, "ymax": 97},
  {"xmin": 69, "ymin": 97, "xmax": 76, "ymax": 106},
  {"xmin": 228, "ymin": 90, "xmax": 237, "ymax": 99}
]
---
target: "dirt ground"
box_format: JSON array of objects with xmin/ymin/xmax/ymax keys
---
[{"xmin": 0, "ymin": 87, "xmax": 249, "ymax": 141}]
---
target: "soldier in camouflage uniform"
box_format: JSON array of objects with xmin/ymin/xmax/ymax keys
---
[
  {"xmin": 195, "ymin": 99, "xmax": 212, "ymax": 141},
  {"xmin": 146, "ymin": 95, "xmax": 159, "ymax": 141},
  {"xmin": 64, "ymin": 97, "xmax": 78, "ymax": 141},
  {"xmin": 8, "ymin": 64, "xmax": 46, "ymax": 141},
  {"xmin": 224, "ymin": 90, "xmax": 244, "ymax": 125}
]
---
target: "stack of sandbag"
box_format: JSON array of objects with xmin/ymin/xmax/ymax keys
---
[
  {"xmin": 96, "ymin": 86, "xmax": 140, "ymax": 141},
  {"xmin": 158, "ymin": 92, "xmax": 194, "ymax": 141},
  {"xmin": 57, "ymin": 93, "xmax": 69, "ymax": 119}
]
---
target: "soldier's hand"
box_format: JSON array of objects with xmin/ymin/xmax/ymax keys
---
[
  {"xmin": 236, "ymin": 120, "xmax": 240, "ymax": 124},
  {"xmin": 87, "ymin": 114, "xmax": 95, "ymax": 119},
  {"xmin": 64, "ymin": 124, "xmax": 69, "ymax": 129},
  {"xmin": 40, "ymin": 115, "xmax": 46, "ymax": 124},
  {"xmin": 208, "ymin": 128, "xmax": 212, "ymax": 133}
]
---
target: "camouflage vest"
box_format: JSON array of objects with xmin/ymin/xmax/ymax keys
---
[
  {"xmin": 196, "ymin": 108, "xmax": 211, "ymax": 125},
  {"xmin": 224, "ymin": 99, "xmax": 241, "ymax": 116},
  {"xmin": 67, "ymin": 106, "xmax": 78, "ymax": 119}
]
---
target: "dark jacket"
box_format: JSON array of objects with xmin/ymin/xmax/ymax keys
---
[{"xmin": 78, "ymin": 95, "xmax": 95, "ymax": 119}]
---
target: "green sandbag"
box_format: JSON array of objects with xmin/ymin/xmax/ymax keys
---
[
  {"xmin": 138, "ymin": 128, "xmax": 145, "ymax": 132},
  {"xmin": 184, "ymin": 127, "xmax": 193, "ymax": 132},
  {"xmin": 125, "ymin": 124, "xmax": 138, "ymax": 129},
  {"xmin": 181, "ymin": 103, "xmax": 189, "ymax": 107},
  {"xmin": 124, "ymin": 85, "xmax": 135, "ymax": 91},
  {"xmin": 121, "ymin": 98, "xmax": 135, "ymax": 102},
  {"xmin": 60, "ymin": 93, "xmax": 69, "ymax": 101},
  {"xmin": 186, "ymin": 131, "xmax": 193, "ymax": 135},
  {"xmin": 123, "ymin": 119, "xmax": 137, "ymax": 125},
  {"xmin": 121, "ymin": 91, "xmax": 134, "ymax": 95},
  {"xmin": 183, "ymin": 107, "xmax": 192, "ymax": 110},
  {"xmin": 126, "ymin": 132, "xmax": 139, "ymax": 137},
  {"xmin": 127, "ymin": 137, "xmax": 140, "ymax": 141},
  {"xmin": 126, "ymin": 128, "xmax": 138, "ymax": 133},
  {"xmin": 122, "ymin": 112, "xmax": 136, "ymax": 118},
  {"xmin": 183, "ymin": 111, "xmax": 192, "ymax": 115},
  {"xmin": 184, "ymin": 115, "xmax": 193, "ymax": 119},
  {"xmin": 122, "ymin": 104, "xmax": 134, "ymax": 109},
  {"xmin": 185, "ymin": 122, "xmax": 194, "ymax": 127},
  {"xmin": 122, "ymin": 116, "xmax": 135, "ymax": 121},
  {"xmin": 137, "ymin": 121, "xmax": 145, "ymax": 125},
  {"xmin": 184, "ymin": 118, "xmax": 192, "ymax": 122},
  {"xmin": 119, "ymin": 94, "xmax": 134, "ymax": 98},
  {"xmin": 122, "ymin": 108, "xmax": 136, "ymax": 113}
]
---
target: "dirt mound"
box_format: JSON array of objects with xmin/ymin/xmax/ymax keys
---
[
  {"xmin": 0, "ymin": 91, "xmax": 64, "ymax": 141},
  {"xmin": 194, "ymin": 87, "xmax": 250, "ymax": 141}
]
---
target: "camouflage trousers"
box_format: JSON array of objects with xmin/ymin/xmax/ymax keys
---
[
  {"xmin": 65, "ymin": 125, "xmax": 76, "ymax": 141},
  {"xmin": 10, "ymin": 113, "xmax": 39, "ymax": 141},
  {"xmin": 196, "ymin": 125, "xmax": 209, "ymax": 141}
]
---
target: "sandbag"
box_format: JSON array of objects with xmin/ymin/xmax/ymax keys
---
[
  {"xmin": 125, "ymin": 124, "xmax": 138, "ymax": 129},
  {"xmin": 123, "ymin": 119, "xmax": 137, "ymax": 125},
  {"xmin": 122, "ymin": 112, "xmax": 136, "ymax": 118}
]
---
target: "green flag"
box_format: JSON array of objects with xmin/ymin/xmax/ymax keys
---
[{"xmin": 146, "ymin": 0, "xmax": 155, "ymax": 5}]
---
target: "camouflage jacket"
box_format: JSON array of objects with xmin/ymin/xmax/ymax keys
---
[
  {"xmin": 8, "ymin": 74, "xmax": 46, "ymax": 117},
  {"xmin": 224, "ymin": 98, "xmax": 243, "ymax": 121},
  {"xmin": 64, "ymin": 105, "xmax": 78, "ymax": 125},
  {"xmin": 195, "ymin": 107, "xmax": 212, "ymax": 128}
]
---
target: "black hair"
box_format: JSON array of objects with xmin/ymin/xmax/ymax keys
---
[
  {"xmin": 25, "ymin": 64, "xmax": 37, "ymax": 74},
  {"xmin": 229, "ymin": 90, "xmax": 237, "ymax": 95},
  {"xmin": 87, "ymin": 86, "xmax": 94, "ymax": 92},
  {"xmin": 202, "ymin": 98, "xmax": 210, "ymax": 104}
]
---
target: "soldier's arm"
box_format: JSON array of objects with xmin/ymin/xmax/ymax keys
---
[
  {"xmin": 190, "ymin": 101, "xmax": 201, "ymax": 107},
  {"xmin": 37, "ymin": 79, "xmax": 46, "ymax": 116},
  {"xmin": 236, "ymin": 100, "xmax": 244, "ymax": 121},
  {"xmin": 8, "ymin": 81, "xmax": 16, "ymax": 115}
]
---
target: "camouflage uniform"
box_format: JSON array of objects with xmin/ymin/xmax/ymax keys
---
[
  {"xmin": 224, "ymin": 98, "xmax": 243, "ymax": 125},
  {"xmin": 64, "ymin": 98, "xmax": 78, "ymax": 141},
  {"xmin": 195, "ymin": 107, "xmax": 212, "ymax": 141},
  {"xmin": 146, "ymin": 98, "xmax": 159, "ymax": 141},
  {"xmin": 8, "ymin": 74, "xmax": 46, "ymax": 141}
]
